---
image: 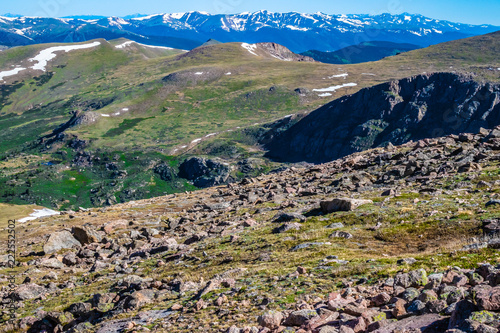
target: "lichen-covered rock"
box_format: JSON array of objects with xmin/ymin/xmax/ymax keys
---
[
  {"xmin": 408, "ymin": 269, "xmax": 428, "ymax": 287},
  {"xmin": 469, "ymin": 310, "xmax": 500, "ymax": 328},
  {"xmin": 401, "ymin": 288, "xmax": 420, "ymax": 302}
]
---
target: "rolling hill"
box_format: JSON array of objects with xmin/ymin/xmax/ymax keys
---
[{"xmin": 0, "ymin": 31, "xmax": 498, "ymax": 209}]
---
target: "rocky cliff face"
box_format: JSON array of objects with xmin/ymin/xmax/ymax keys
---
[
  {"xmin": 256, "ymin": 42, "xmax": 315, "ymax": 62},
  {"xmin": 266, "ymin": 72, "xmax": 500, "ymax": 163}
]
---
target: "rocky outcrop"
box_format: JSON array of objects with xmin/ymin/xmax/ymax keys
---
[
  {"xmin": 257, "ymin": 42, "xmax": 315, "ymax": 62},
  {"xmin": 178, "ymin": 157, "xmax": 230, "ymax": 188},
  {"xmin": 41, "ymin": 110, "xmax": 100, "ymax": 142},
  {"xmin": 153, "ymin": 163, "xmax": 174, "ymax": 181},
  {"xmin": 266, "ymin": 73, "xmax": 500, "ymax": 163}
]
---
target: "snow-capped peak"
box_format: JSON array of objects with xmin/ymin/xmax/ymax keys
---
[{"xmin": 0, "ymin": 11, "xmax": 497, "ymax": 54}]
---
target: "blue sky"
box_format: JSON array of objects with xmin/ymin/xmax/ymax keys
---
[{"xmin": 4, "ymin": 0, "xmax": 500, "ymax": 25}]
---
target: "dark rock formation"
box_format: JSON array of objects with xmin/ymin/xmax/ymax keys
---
[
  {"xmin": 153, "ymin": 163, "xmax": 174, "ymax": 181},
  {"xmin": 178, "ymin": 157, "xmax": 230, "ymax": 188},
  {"xmin": 266, "ymin": 73, "xmax": 500, "ymax": 163}
]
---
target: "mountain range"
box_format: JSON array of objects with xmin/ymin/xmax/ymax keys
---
[{"xmin": 0, "ymin": 11, "xmax": 499, "ymax": 52}]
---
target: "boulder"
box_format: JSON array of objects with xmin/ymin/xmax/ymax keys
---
[
  {"xmin": 38, "ymin": 258, "xmax": 65, "ymax": 269},
  {"xmin": 401, "ymin": 288, "xmax": 420, "ymax": 302},
  {"xmin": 346, "ymin": 317, "xmax": 366, "ymax": 333},
  {"xmin": 122, "ymin": 289, "xmax": 156, "ymax": 310},
  {"xmin": 62, "ymin": 252, "xmax": 78, "ymax": 266},
  {"xmin": 483, "ymin": 219, "xmax": 500, "ymax": 235},
  {"xmin": 329, "ymin": 231, "xmax": 353, "ymax": 239},
  {"xmin": 394, "ymin": 272, "xmax": 411, "ymax": 288},
  {"xmin": 392, "ymin": 298, "xmax": 407, "ymax": 318},
  {"xmin": 283, "ymin": 309, "xmax": 318, "ymax": 326},
  {"xmin": 67, "ymin": 302, "xmax": 92, "ymax": 318},
  {"xmin": 475, "ymin": 285, "xmax": 500, "ymax": 311},
  {"xmin": 408, "ymin": 269, "xmax": 428, "ymax": 287},
  {"xmin": 397, "ymin": 257, "xmax": 417, "ymax": 265},
  {"xmin": 371, "ymin": 314, "xmax": 448, "ymax": 333},
  {"xmin": 320, "ymin": 198, "xmax": 373, "ymax": 213},
  {"xmin": 237, "ymin": 158, "xmax": 264, "ymax": 173},
  {"xmin": 153, "ymin": 163, "xmax": 174, "ymax": 181},
  {"xmin": 272, "ymin": 211, "xmax": 307, "ymax": 223},
  {"xmin": 11, "ymin": 283, "xmax": 47, "ymax": 301},
  {"xmin": 407, "ymin": 300, "xmax": 426, "ymax": 315},
  {"xmin": 469, "ymin": 311, "xmax": 500, "ymax": 328},
  {"xmin": 43, "ymin": 231, "xmax": 81, "ymax": 254},
  {"xmin": 371, "ymin": 292, "xmax": 391, "ymax": 306},
  {"xmin": 273, "ymin": 223, "xmax": 302, "ymax": 234},
  {"xmin": 326, "ymin": 222, "xmax": 345, "ymax": 229},
  {"xmin": 257, "ymin": 310, "xmax": 283, "ymax": 329},
  {"xmin": 103, "ymin": 219, "xmax": 128, "ymax": 234},
  {"xmin": 90, "ymin": 260, "xmax": 109, "ymax": 273},
  {"xmin": 72, "ymin": 225, "xmax": 102, "ymax": 244},
  {"xmin": 448, "ymin": 300, "xmax": 478, "ymax": 330}
]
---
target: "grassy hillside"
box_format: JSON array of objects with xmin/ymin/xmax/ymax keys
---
[{"xmin": 0, "ymin": 32, "xmax": 499, "ymax": 209}]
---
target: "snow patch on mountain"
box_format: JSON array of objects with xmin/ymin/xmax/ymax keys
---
[
  {"xmin": 241, "ymin": 43, "xmax": 258, "ymax": 56},
  {"xmin": 108, "ymin": 17, "xmax": 129, "ymax": 27},
  {"xmin": 131, "ymin": 14, "xmax": 160, "ymax": 21},
  {"xmin": 171, "ymin": 13, "xmax": 185, "ymax": 19},
  {"xmin": 286, "ymin": 25, "xmax": 309, "ymax": 31},
  {"xmin": 300, "ymin": 13, "xmax": 319, "ymax": 23},
  {"xmin": 313, "ymin": 83, "xmax": 358, "ymax": 92},
  {"xmin": 29, "ymin": 41, "xmax": 101, "ymax": 71},
  {"xmin": 221, "ymin": 18, "xmax": 230, "ymax": 32},
  {"xmin": 141, "ymin": 44, "xmax": 173, "ymax": 50},
  {"xmin": 115, "ymin": 41, "xmax": 173, "ymax": 50},
  {"xmin": 328, "ymin": 73, "xmax": 348, "ymax": 79},
  {"xmin": 115, "ymin": 41, "xmax": 134, "ymax": 49},
  {"xmin": 0, "ymin": 67, "xmax": 26, "ymax": 81},
  {"xmin": 18, "ymin": 208, "xmax": 59, "ymax": 223},
  {"xmin": 229, "ymin": 17, "xmax": 248, "ymax": 31}
]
